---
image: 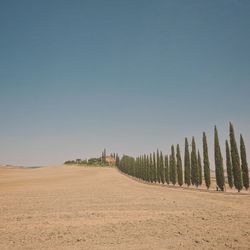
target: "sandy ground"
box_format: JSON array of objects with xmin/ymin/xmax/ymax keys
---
[{"xmin": 0, "ymin": 165, "xmax": 250, "ymax": 250}]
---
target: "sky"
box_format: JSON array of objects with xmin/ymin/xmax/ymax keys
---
[{"xmin": 0, "ymin": 0, "xmax": 249, "ymax": 167}]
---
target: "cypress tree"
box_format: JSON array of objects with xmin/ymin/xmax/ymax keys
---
[
  {"xmin": 214, "ymin": 126, "xmax": 225, "ymax": 191},
  {"xmin": 136, "ymin": 156, "xmax": 139, "ymax": 179},
  {"xmin": 156, "ymin": 149, "xmax": 161, "ymax": 183},
  {"xmin": 135, "ymin": 156, "xmax": 138, "ymax": 177},
  {"xmin": 137, "ymin": 156, "xmax": 139, "ymax": 178},
  {"xmin": 230, "ymin": 122, "xmax": 243, "ymax": 192},
  {"xmin": 148, "ymin": 154, "xmax": 151, "ymax": 182},
  {"xmin": 176, "ymin": 144, "xmax": 183, "ymax": 186},
  {"xmin": 134, "ymin": 157, "xmax": 137, "ymax": 178},
  {"xmin": 103, "ymin": 149, "xmax": 106, "ymax": 164},
  {"xmin": 197, "ymin": 150, "xmax": 202, "ymax": 186},
  {"xmin": 203, "ymin": 132, "xmax": 211, "ymax": 189},
  {"xmin": 160, "ymin": 151, "xmax": 165, "ymax": 184},
  {"xmin": 140, "ymin": 155, "xmax": 143, "ymax": 180},
  {"xmin": 138, "ymin": 156, "xmax": 141, "ymax": 179},
  {"xmin": 146, "ymin": 155, "xmax": 150, "ymax": 182},
  {"xmin": 240, "ymin": 134, "xmax": 249, "ymax": 190},
  {"xmin": 144, "ymin": 154, "xmax": 147, "ymax": 181},
  {"xmin": 169, "ymin": 155, "xmax": 172, "ymax": 184},
  {"xmin": 142, "ymin": 155, "xmax": 144, "ymax": 180},
  {"xmin": 133, "ymin": 156, "xmax": 136, "ymax": 176},
  {"xmin": 184, "ymin": 138, "xmax": 191, "ymax": 186},
  {"xmin": 165, "ymin": 155, "xmax": 169, "ymax": 184},
  {"xmin": 139, "ymin": 155, "xmax": 142, "ymax": 179},
  {"xmin": 170, "ymin": 145, "xmax": 176, "ymax": 185},
  {"xmin": 141, "ymin": 155, "xmax": 144, "ymax": 180},
  {"xmin": 143, "ymin": 154, "xmax": 147, "ymax": 181},
  {"xmin": 136, "ymin": 157, "xmax": 139, "ymax": 177},
  {"xmin": 191, "ymin": 137, "xmax": 199, "ymax": 187},
  {"xmin": 119, "ymin": 155, "xmax": 136, "ymax": 176},
  {"xmin": 115, "ymin": 154, "xmax": 120, "ymax": 168},
  {"xmin": 137, "ymin": 156, "xmax": 140, "ymax": 178},
  {"xmin": 101, "ymin": 151, "xmax": 104, "ymax": 164},
  {"xmin": 157, "ymin": 150, "xmax": 161, "ymax": 183},
  {"xmin": 142, "ymin": 155, "xmax": 145, "ymax": 180},
  {"xmin": 128, "ymin": 156, "xmax": 131, "ymax": 177},
  {"xmin": 225, "ymin": 140, "xmax": 234, "ymax": 189},
  {"xmin": 149, "ymin": 153, "xmax": 153, "ymax": 183},
  {"xmin": 153, "ymin": 152, "xmax": 157, "ymax": 183},
  {"xmin": 141, "ymin": 155, "xmax": 145, "ymax": 181},
  {"xmin": 132, "ymin": 156, "xmax": 135, "ymax": 177}
]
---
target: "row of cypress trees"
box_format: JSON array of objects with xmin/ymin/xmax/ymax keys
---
[
  {"xmin": 215, "ymin": 123, "xmax": 249, "ymax": 192},
  {"xmin": 117, "ymin": 123, "xmax": 249, "ymax": 192}
]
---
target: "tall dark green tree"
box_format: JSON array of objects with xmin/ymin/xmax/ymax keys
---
[
  {"xmin": 153, "ymin": 152, "xmax": 157, "ymax": 183},
  {"xmin": 170, "ymin": 145, "xmax": 177, "ymax": 185},
  {"xmin": 102, "ymin": 148, "xmax": 107, "ymax": 165},
  {"xmin": 202, "ymin": 132, "xmax": 211, "ymax": 189},
  {"xmin": 197, "ymin": 150, "xmax": 202, "ymax": 186},
  {"xmin": 169, "ymin": 155, "xmax": 172, "ymax": 183},
  {"xmin": 165, "ymin": 155, "xmax": 169, "ymax": 184},
  {"xmin": 157, "ymin": 150, "xmax": 161, "ymax": 183},
  {"xmin": 118, "ymin": 155, "xmax": 135, "ymax": 176},
  {"xmin": 143, "ymin": 154, "xmax": 147, "ymax": 181},
  {"xmin": 184, "ymin": 138, "xmax": 191, "ymax": 186},
  {"xmin": 214, "ymin": 126, "xmax": 225, "ymax": 191},
  {"xmin": 134, "ymin": 157, "xmax": 137, "ymax": 178},
  {"xmin": 140, "ymin": 155, "xmax": 143, "ymax": 180},
  {"xmin": 156, "ymin": 149, "xmax": 161, "ymax": 183},
  {"xmin": 160, "ymin": 151, "xmax": 165, "ymax": 184},
  {"xmin": 149, "ymin": 153, "xmax": 153, "ymax": 183},
  {"xmin": 141, "ymin": 155, "xmax": 144, "ymax": 180},
  {"xmin": 142, "ymin": 154, "xmax": 144, "ymax": 180},
  {"xmin": 115, "ymin": 154, "xmax": 120, "ymax": 168},
  {"xmin": 225, "ymin": 140, "xmax": 234, "ymax": 188},
  {"xmin": 230, "ymin": 122, "xmax": 243, "ymax": 192},
  {"xmin": 240, "ymin": 134, "xmax": 249, "ymax": 190},
  {"xmin": 138, "ymin": 156, "xmax": 141, "ymax": 179},
  {"xmin": 191, "ymin": 137, "xmax": 199, "ymax": 187},
  {"xmin": 146, "ymin": 155, "xmax": 150, "ymax": 182},
  {"xmin": 176, "ymin": 144, "xmax": 183, "ymax": 186},
  {"xmin": 142, "ymin": 155, "xmax": 145, "ymax": 180}
]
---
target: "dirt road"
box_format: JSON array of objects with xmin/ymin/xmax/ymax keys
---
[{"xmin": 0, "ymin": 165, "xmax": 249, "ymax": 250}]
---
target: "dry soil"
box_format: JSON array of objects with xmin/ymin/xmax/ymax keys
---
[{"xmin": 0, "ymin": 165, "xmax": 250, "ymax": 250}]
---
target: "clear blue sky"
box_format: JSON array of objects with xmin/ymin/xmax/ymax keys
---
[{"xmin": 0, "ymin": 0, "xmax": 249, "ymax": 166}]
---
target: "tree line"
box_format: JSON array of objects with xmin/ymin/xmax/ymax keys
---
[
  {"xmin": 65, "ymin": 150, "xmax": 119, "ymax": 167},
  {"xmin": 116, "ymin": 123, "xmax": 249, "ymax": 192}
]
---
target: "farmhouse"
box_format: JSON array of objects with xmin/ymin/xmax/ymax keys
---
[{"xmin": 105, "ymin": 155, "xmax": 116, "ymax": 166}]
